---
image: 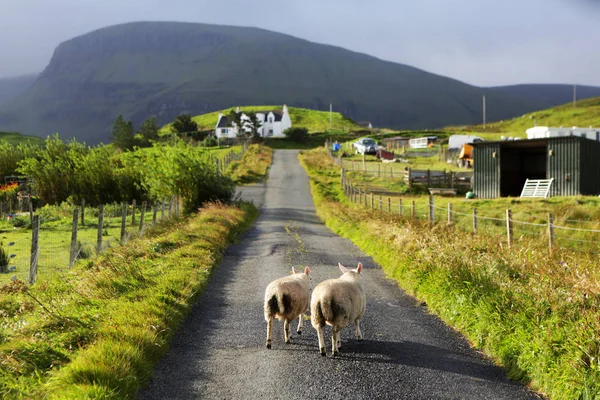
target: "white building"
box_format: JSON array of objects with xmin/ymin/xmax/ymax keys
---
[
  {"xmin": 215, "ymin": 105, "xmax": 292, "ymax": 138},
  {"xmin": 526, "ymin": 126, "xmax": 600, "ymax": 141}
]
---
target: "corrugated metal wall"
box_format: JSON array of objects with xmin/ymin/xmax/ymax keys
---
[
  {"xmin": 473, "ymin": 143, "xmax": 500, "ymax": 198},
  {"xmin": 547, "ymin": 138, "xmax": 580, "ymax": 196},
  {"xmin": 579, "ymin": 138, "xmax": 600, "ymax": 195}
]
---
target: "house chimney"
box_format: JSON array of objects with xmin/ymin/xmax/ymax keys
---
[
  {"xmin": 236, "ymin": 106, "xmax": 241, "ymax": 113},
  {"xmin": 283, "ymin": 104, "xmax": 289, "ymax": 114}
]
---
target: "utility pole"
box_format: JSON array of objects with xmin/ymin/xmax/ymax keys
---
[
  {"xmin": 482, "ymin": 95, "xmax": 486, "ymax": 131},
  {"xmin": 330, "ymin": 103, "xmax": 332, "ymax": 130},
  {"xmin": 573, "ymin": 84, "xmax": 577, "ymax": 107}
]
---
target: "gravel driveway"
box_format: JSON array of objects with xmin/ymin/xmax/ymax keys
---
[{"xmin": 139, "ymin": 150, "xmax": 539, "ymax": 400}]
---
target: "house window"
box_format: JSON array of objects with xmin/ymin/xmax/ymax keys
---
[
  {"xmin": 269, "ymin": 129, "xmax": 274, "ymax": 136},
  {"xmin": 581, "ymin": 132, "xmax": 587, "ymax": 139},
  {"xmin": 222, "ymin": 128, "xmax": 229, "ymax": 134}
]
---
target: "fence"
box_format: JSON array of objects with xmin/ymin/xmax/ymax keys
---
[
  {"xmin": 0, "ymin": 144, "xmax": 249, "ymax": 285},
  {"xmin": 340, "ymin": 170, "xmax": 600, "ymax": 255},
  {"xmin": 0, "ymin": 197, "xmax": 185, "ymax": 285},
  {"xmin": 325, "ymin": 140, "xmax": 472, "ymax": 190}
]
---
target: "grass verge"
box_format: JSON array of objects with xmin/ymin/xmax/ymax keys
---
[
  {"xmin": 0, "ymin": 202, "xmax": 258, "ymax": 399},
  {"xmin": 299, "ymin": 147, "xmax": 600, "ymax": 400},
  {"xmin": 227, "ymin": 144, "xmax": 273, "ymax": 184}
]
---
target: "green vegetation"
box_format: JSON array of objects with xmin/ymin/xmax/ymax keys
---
[
  {"xmin": 0, "ymin": 131, "xmax": 44, "ymax": 146},
  {"xmin": 0, "ymin": 202, "xmax": 257, "ymax": 398},
  {"xmin": 160, "ymin": 106, "xmax": 361, "ymax": 134},
  {"xmin": 300, "ymin": 147, "xmax": 600, "ymax": 399},
  {"xmin": 227, "ymin": 144, "xmax": 273, "ymax": 184},
  {"xmin": 447, "ymin": 96, "xmax": 600, "ymax": 136}
]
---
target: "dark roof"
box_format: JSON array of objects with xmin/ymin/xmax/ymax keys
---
[
  {"xmin": 357, "ymin": 121, "xmax": 372, "ymax": 127},
  {"xmin": 216, "ymin": 115, "xmax": 230, "ymax": 128},
  {"xmin": 259, "ymin": 110, "xmax": 283, "ymax": 122},
  {"xmin": 471, "ymin": 136, "xmax": 587, "ymax": 149}
]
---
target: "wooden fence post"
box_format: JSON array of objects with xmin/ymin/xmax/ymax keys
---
[
  {"xmin": 161, "ymin": 201, "xmax": 165, "ymax": 220},
  {"xmin": 390, "ymin": 168, "xmax": 394, "ymax": 181},
  {"xmin": 388, "ymin": 197, "xmax": 391, "ymax": 213},
  {"xmin": 139, "ymin": 201, "xmax": 147, "ymax": 233},
  {"xmin": 473, "ymin": 207, "xmax": 478, "ymax": 233},
  {"xmin": 448, "ymin": 203, "xmax": 453, "ymax": 224},
  {"xmin": 363, "ymin": 155, "xmax": 366, "ymax": 172},
  {"xmin": 378, "ymin": 164, "xmax": 381, "ymax": 178},
  {"xmin": 427, "ymin": 169, "xmax": 431, "ymax": 187},
  {"xmin": 399, "ymin": 198, "xmax": 403, "ymax": 216},
  {"xmin": 131, "ymin": 199, "xmax": 136, "ymax": 226},
  {"xmin": 168, "ymin": 197, "xmax": 173, "ymax": 216},
  {"xmin": 97, "ymin": 205, "xmax": 104, "ymax": 254},
  {"xmin": 407, "ymin": 168, "xmax": 413, "ymax": 189},
  {"xmin": 28, "ymin": 215, "xmax": 40, "ymax": 285},
  {"xmin": 120, "ymin": 201, "xmax": 127, "ymax": 244},
  {"xmin": 152, "ymin": 203, "xmax": 158, "ymax": 226},
  {"xmin": 371, "ymin": 193, "xmax": 374, "ymax": 211},
  {"xmin": 506, "ymin": 209, "xmax": 513, "ymax": 249},
  {"xmin": 69, "ymin": 208, "xmax": 79, "ymax": 267},
  {"xmin": 429, "ymin": 195, "xmax": 434, "ymax": 226},
  {"xmin": 411, "ymin": 200, "xmax": 416, "ymax": 219},
  {"xmin": 81, "ymin": 198, "xmax": 85, "ymax": 226},
  {"xmin": 28, "ymin": 197, "xmax": 33, "ymax": 223},
  {"xmin": 548, "ymin": 213, "xmax": 555, "ymax": 253}
]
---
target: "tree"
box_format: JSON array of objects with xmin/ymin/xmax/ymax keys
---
[
  {"xmin": 283, "ymin": 127, "xmax": 309, "ymax": 142},
  {"xmin": 245, "ymin": 112, "xmax": 262, "ymax": 140},
  {"xmin": 227, "ymin": 109, "xmax": 244, "ymax": 137},
  {"xmin": 171, "ymin": 114, "xmax": 198, "ymax": 135},
  {"xmin": 111, "ymin": 115, "xmax": 137, "ymax": 151},
  {"xmin": 137, "ymin": 116, "xmax": 159, "ymax": 146}
]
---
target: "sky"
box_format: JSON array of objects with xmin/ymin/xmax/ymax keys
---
[{"xmin": 1, "ymin": 0, "xmax": 599, "ymax": 87}]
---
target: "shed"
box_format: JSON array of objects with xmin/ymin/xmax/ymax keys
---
[{"xmin": 472, "ymin": 136, "xmax": 600, "ymax": 198}]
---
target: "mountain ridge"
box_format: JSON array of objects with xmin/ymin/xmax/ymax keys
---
[{"xmin": 2, "ymin": 21, "xmax": 600, "ymax": 144}]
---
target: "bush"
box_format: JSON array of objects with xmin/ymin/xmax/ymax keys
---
[
  {"xmin": 0, "ymin": 242, "xmax": 8, "ymax": 273},
  {"xmin": 202, "ymin": 136, "xmax": 218, "ymax": 147},
  {"xmin": 283, "ymin": 127, "xmax": 309, "ymax": 142}
]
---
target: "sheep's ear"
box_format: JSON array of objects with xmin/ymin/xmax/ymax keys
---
[
  {"xmin": 339, "ymin": 263, "xmax": 349, "ymax": 274},
  {"xmin": 304, "ymin": 267, "xmax": 310, "ymax": 275},
  {"xmin": 292, "ymin": 266, "xmax": 297, "ymax": 274},
  {"xmin": 356, "ymin": 262, "xmax": 363, "ymax": 274}
]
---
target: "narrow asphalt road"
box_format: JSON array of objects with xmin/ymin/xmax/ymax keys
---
[{"xmin": 139, "ymin": 150, "xmax": 539, "ymax": 400}]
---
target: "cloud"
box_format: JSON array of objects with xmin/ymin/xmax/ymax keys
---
[{"xmin": 0, "ymin": 0, "xmax": 599, "ymax": 86}]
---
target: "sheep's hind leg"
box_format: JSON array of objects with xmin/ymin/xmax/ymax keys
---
[
  {"xmin": 297, "ymin": 313, "xmax": 304, "ymax": 335},
  {"xmin": 316, "ymin": 325, "xmax": 326, "ymax": 356},
  {"xmin": 284, "ymin": 319, "xmax": 291, "ymax": 344},
  {"xmin": 332, "ymin": 328, "xmax": 340, "ymax": 356},
  {"xmin": 266, "ymin": 317, "xmax": 273, "ymax": 349},
  {"xmin": 355, "ymin": 319, "xmax": 363, "ymax": 341}
]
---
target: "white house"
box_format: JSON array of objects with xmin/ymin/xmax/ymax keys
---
[
  {"xmin": 526, "ymin": 126, "xmax": 600, "ymax": 141},
  {"xmin": 215, "ymin": 105, "xmax": 292, "ymax": 138}
]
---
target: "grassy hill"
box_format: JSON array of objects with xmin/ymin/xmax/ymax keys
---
[
  {"xmin": 160, "ymin": 106, "xmax": 361, "ymax": 133},
  {"xmin": 0, "ymin": 131, "xmax": 45, "ymax": 145},
  {"xmin": 446, "ymin": 96, "xmax": 600, "ymax": 137},
  {"xmin": 3, "ymin": 22, "xmax": 600, "ymax": 145}
]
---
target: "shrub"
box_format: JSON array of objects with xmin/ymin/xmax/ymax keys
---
[
  {"xmin": 0, "ymin": 242, "xmax": 8, "ymax": 273},
  {"xmin": 283, "ymin": 127, "xmax": 309, "ymax": 142},
  {"xmin": 202, "ymin": 136, "xmax": 218, "ymax": 148}
]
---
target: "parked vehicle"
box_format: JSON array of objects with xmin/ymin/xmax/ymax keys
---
[{"xmin": 353, "ymin": 138, "xmax": 378, "ymax": 155}]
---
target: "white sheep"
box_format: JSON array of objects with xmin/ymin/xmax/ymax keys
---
[
  {"xmin": 310, "ymin": 262, "xmax": 366, "ymax": 356},
  {"xmin": 264, "ymin": 266, "xmax": 311, "ymax": 349}
]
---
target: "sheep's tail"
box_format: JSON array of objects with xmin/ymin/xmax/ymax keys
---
[
  {"xmin": 313, "ymin": 298, "xmax": 340, "ymax": 326},
  {"xmin": 265, "ymin": 293, "xmax": 291, "ymax": 319}
]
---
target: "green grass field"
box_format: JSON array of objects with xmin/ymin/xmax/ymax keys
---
[
  {"xmin": 160, "ymin": 106, "xmax": 362, "ymax": 133},
  {"xmin": 0, "ymin": 131, "xmax": 45, "ymax": 146}
]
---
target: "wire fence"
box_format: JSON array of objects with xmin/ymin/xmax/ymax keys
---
[
  {"xmin": 340, "ymin": 171, "xmax": 600, "ymax": 255},
  {"xmin": 0, "ymin": 145, "xmax": 249, "ymax": 285}
]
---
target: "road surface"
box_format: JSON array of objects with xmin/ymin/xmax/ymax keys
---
[{"xmin": 139, "ymin": 150, "xmax": 538, "ymax": 400}]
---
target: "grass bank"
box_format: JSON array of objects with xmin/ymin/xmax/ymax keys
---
[
  {"xmin": 0, "ymin": 202, "xmax": 258, "ymax": 399},
  {"xmin": 299, "ymin": 147, "xmax": 600, "ymax": 400},
  {"xmin": 227, "ymin": 144, "xmax": 273, "ymax": 184}
]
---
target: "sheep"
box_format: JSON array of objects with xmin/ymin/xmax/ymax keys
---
[
  {"xmin": 264, "ymin": 266, "xmax": 311, "ymax": 349},
  {"xmin": 310, "ymin": 262, "xmax": 366, "ymax": 356}
]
